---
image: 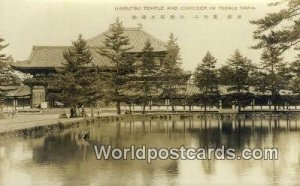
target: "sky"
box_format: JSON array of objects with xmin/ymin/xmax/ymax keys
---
[{"xmin": 0, "ymin": 0, "xmax": 296, "ymax": 71}]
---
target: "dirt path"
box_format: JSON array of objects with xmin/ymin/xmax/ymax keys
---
[{"xmin": 0, "ymin": 114, "xmax": 80, "ymax": 133}]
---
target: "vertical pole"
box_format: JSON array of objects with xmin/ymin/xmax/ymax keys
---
[
  {"xmin": 0, "ymin": 97, "xmax": 4, "ymax": 119},
  {"xmin": 15, "ymin": 99, "xmax": 18, "ymax": 110}
]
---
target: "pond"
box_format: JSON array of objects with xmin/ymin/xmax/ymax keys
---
[{"xmin": 0, "ymin": 116, "xmax": 299, "ymax": 186}]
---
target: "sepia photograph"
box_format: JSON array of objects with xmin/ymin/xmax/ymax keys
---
[{"xmin": 0, "ymin": 0, "xmax": 299, "ymax": 185}]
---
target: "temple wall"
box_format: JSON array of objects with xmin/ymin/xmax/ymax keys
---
[{"xmin": 31, "ymin": 86, "xmax": 46, "ymax": 106}]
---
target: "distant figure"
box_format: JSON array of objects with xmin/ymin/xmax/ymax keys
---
[{"xmin": 70, "ymin": 107, "xmax": 75, "ymax": 118}]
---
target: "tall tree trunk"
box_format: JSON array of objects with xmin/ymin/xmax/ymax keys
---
[
  {"xmin": 91, "ymin": 107, "xmax": 94, "ymax": 117},
  {"xmin": 237, "ymin": 90, "xmax": 241, "ymax": 113},
  {"xmin": 170, "ymin": 98, "xmax": 175, "ymax": 112},
  {"xmin": 142, "ymin": 102, "xmax": 146, "ymax": 114},
  {"xmin": 272, "ymin": 94, "xmax": 277, "ymax": 112},
  {"xmin": 271, "ymin": 62, "xmax": 277, "ymax": 112},
  {"xmin": 129, "ymin": 104, "xmax": 132, "ymax": 114},
  {"xmin": 0, "ymin": 99, "xmax": 5, "ymax": 119},
  {"xmin": 116, "ymin": 101, "xmax": 121, "ymax": 114},
  {"xmin": 171, "ymin": 105, "xmax": 175, "ymax": 112}
]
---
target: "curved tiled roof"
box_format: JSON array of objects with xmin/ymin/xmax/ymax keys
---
[
  {"xmin": 13, "ymin": 27, "xmax": 166, "ymax": 70},
  {"xmin": 16, "ymin": 46, "xmax": 112, "ymax": 68},
  {"xmin": 5, "ymin": 85, "xmax": 31, "ymax": 97},
  {"xmin": 87, "ymin": 27, "xmax": 166, "ymax": 52}
]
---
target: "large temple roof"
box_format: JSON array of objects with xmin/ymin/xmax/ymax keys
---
[
  {"xmin": 87, "ymin": 27, "xmax": 166, "ymax": 52},
  {"xmin": 12, "ymin": 26, "xmax": 166, "ymax": 72},
  {"xmin": 12, "ymin": 47, "xmax": 112, "ymax": 70}
]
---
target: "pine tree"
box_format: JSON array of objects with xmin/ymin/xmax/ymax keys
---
[
  {"xmin": 193, "ymin": 51, "xmax": 219, "ymax": 112},
  {"xmin": 161, "ymin": 33, "xmax": 185, "ymax": 112},
  {"xmin": 250, "ymin": 0, "xmax": 300, "ymax": 51},
  {"xmin": 251, "ymin": 1, "xmax": 298, "ymax": 109},
  {"xmin": 0, "ymin": 35, "xmax": 9, "ymax": 112},
  {"xmin": 136, "ymin": 40, "xmax": 160, "ymax": 114},
  {"xmin": 98, "ymin": 18, "xmax": 135, "ymax": 114},
  {"xmin": 221, "ymin": 50, "xmax": 253, "ymax": 112},
  {"xmin": 0, "ymin": 36, "xmax": 8, "ymax": 63},
  {"xmin": 290, "ymin": 54, "xmax": 300, "ymax": 95},
  {"xmin": 0, "ymin": 36, "xmax": 20, "ymax": 95},
  {"xmin": 251, "ymin": 32, "xmax": 293, "ymax": 111},
  {"xmin": 55, "ymin": 34, "xmax": 100, "ymax": 117}
]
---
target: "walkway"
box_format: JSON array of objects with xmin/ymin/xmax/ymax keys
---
[{"xmin": 0, "ymin": 111, "xmax": 117, "ymax": 134}]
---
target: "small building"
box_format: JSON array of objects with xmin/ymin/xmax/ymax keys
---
[{"xmin": 1, "ymin": 85, "xmax": 31, "ymax": 109}]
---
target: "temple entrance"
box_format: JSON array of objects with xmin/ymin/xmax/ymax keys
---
[{"xmin": 31, "ymin": 86, "xmax": 46, "ymax": 107}]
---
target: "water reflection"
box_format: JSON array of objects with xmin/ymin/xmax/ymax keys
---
[{"xmin": 0, "ymin": 117, "xmax": 300, "ymax": 186}]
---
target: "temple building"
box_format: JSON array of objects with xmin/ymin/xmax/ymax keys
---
[{"xmin": 12, "ymin": 25, "xmax": 170, "ymax": 107}]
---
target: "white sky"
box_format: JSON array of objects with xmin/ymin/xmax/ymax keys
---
[{"xmin": 0, "ymin": 0, "xmax": 296, "ymax": 71}]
